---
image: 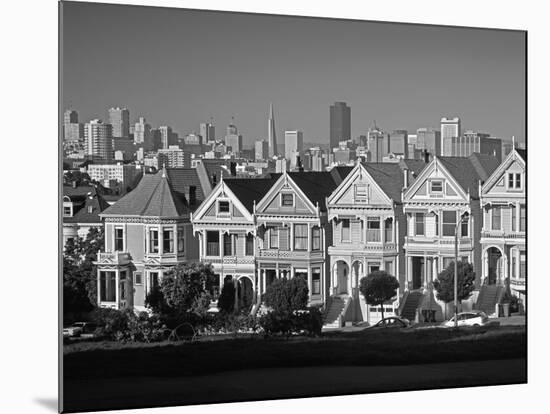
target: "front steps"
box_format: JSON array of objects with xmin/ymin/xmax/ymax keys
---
[
  {"xmin": 399, "ymin": 291, "xmax": 424, "ymax": 321},
  {"xmin": 323, "ymin": 296, "xmax": 349, "ymax": 329},
  {"xmin": 475, "ymin": 285, "xmax": 505, "ymax": 315}
]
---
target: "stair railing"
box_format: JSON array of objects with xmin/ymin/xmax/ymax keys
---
[
  {"xmin": 397, "ymin": 290, "xmax": 410, "ymax": 317},
  {"xmin": 339, "ymin": 296, "xmax": 352, "ymax": 327}
]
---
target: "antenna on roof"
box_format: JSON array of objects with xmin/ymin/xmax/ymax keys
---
[
  {"xmin": 512, "ymin": 135, "xmax": 515, "ymax": 148},
  {"xmin": 161, "ymin": 163, "xmax": 166, "ymax": 178}
]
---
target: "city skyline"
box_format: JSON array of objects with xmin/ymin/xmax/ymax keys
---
[{"xmin": 62, "ymin": 3, "xmax": 526, "ymax": 145}]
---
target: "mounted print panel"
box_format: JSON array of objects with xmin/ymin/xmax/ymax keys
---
[{"xmin": 60, "ymin": 2, "xmax": 527, "ymax": 413}]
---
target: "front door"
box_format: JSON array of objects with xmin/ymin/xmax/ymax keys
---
[{"xmin": 412, "ymin": 257, "xmax": 424, "ymax": 290}]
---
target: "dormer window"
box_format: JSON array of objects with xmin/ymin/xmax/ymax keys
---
[
  {"xmin": 63, "ymin": 205, "xmax": 72, "ymax": 217},
  {"xmin": 87, "ymin": 205, "xmax": 93, "ymax": 214},
  {"xmin": 430, "ymin": 180, "xmax": 444, "ymax": 194},
  {"xmin": 507, "ymin": 173, "xmax": 522, "ymax": 190},
  {"xmin": 354, "ymin": 183, "xmax": 368, "ymax": 203},
  {"xmin": 281, "ymin": 193, "xmax": 294, "ymax": 207},
  {"xmin": 218, "ymin": 200, "xmax": 230, "ymax": 214}
]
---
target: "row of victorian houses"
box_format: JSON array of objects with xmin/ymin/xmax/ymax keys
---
[{"xmin": 91, "ymin": 148, "xmax": 526, "ymax": 327}]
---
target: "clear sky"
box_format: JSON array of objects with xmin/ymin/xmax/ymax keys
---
[{"xmin": 61, "ymin": 1, "xmax": 526, "ymax": 147}]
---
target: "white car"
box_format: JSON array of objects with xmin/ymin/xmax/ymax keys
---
[
  {"xmin": 63, "ymin": 322, "xmax": 98, "ymax": 338},
  {"xmin": 442, "ymin": 311, "xmax": 489, "ymax": 328}
]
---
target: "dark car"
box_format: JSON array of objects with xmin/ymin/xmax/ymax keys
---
[{"xmin": 371, "ymin": 316, "xmax": 411, "ymax": 329}]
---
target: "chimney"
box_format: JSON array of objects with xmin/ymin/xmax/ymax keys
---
[
  {"xmin": 189, "ymin": 186, "xmax": 196, "ymax": 206},
  {"xmin": 230, "ymin": 162, "xmax": 237, "ymax": 177},
  {"xmin": 211, "ymin": 173, "xmax": 217, "ymax": 186},
  {"xmin": 403, "ymin": 168, "xmax": 409, "ymax": 189},
  {"xmin": 424, "ymin": 150, "xmax": 430, "ymax": 164}
]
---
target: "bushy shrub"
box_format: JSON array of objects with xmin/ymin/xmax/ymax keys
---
[
  {"xmin": 207, "ymin": 312, "xmax": 259, "ymax": 335},
  {"xmin": 91, "ymin": 308, "xmax": 169, "ymax": 342},
  {"xmin": 217, "ymin": 281, "xmax": 236, "ymax": 313},
  {"xmin": 259, "ymin": 307, "xmax": 323, "ymax": 337},
  {"xmin": 264, "ymin": 276, "xmax": 309, "ymax": 314}
]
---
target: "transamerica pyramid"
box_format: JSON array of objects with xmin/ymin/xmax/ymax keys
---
[{"xmin": 268, "ymin": 102, "xmax": 277, "ymax": 157}]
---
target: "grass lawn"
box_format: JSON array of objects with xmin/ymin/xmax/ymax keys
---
[{"xmin": 63, "ymin": 324, "xmax": 526, "ymax": 381}]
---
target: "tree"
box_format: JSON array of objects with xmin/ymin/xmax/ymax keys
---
[
  {"xmin": 432, "ymin": 261, "xmax": 476, "ymax": 310},
  {"xmin": 359, "ymin": 270, "xmax": 400, "ymax": 325},
  {"xmin": 264, "ymin": 276, "xmax": 309, "ymax": 315},
  {"xmin": 152, "ymin": 262, "xmax": 216, "ymax": 316},
  {"xmin": 217, "ymin": 281, "xmax": 236, "ymax": 314},
  {"xmin": 63, "ymin": 227, "xmax": 105, "ymax": 314}
]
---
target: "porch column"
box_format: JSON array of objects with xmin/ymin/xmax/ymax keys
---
[
  {"xmin": 233, "ymin": 277, "xmax": 239, "ymax": 311},
  {"xmin": 96, "ymin": 268, "xmax": 101, "ymax": 306},
  {"xmin": 381, "ymin": 217, "xmax": 385, "ymax": 244},
  {"xmin": 307, "ymin": 267, "xmax": 312, "ymax": 301},
  {"xmin": 348, "ymin": 261, "xmax": 353, "ymax": 295},
  {"xmin": 261, "ymin": 268, "xmax": 266, "ymax": 296},
  {"xmin": 432, "ymin": 257, "xmax": 438, "ymax": 284},
  {"xmin": 219, "ymin": 230, "xmax": 223, "ymax": 257},
  {"xmin": 423, "ymin": 254, "xmax": 428, "ymax": 290},
  {"xmin": 483, "ymin": 250, "xmax": 489, "ymax": 284},
  {"xmin": 503, "ymin": 254, "xmax": 509, "ymax": 285},
  {"xmin": 406, "ymin": 255, "xmax": 412, "ymax": 291},
  {"xmin": 115, "ymin": 269, "xmax": 120, "ymax": 310}
]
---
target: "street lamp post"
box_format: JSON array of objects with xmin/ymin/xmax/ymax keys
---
[{"xmin": 454, "ymin": 212, "xmax": 468, "ymax": 329}]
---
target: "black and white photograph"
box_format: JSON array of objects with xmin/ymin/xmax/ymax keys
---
[{"xmin": 56, "ymin": 1, "xmax": 531, "ymax": 412}]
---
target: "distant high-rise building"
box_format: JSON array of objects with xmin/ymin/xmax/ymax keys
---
[
  {"xmin": 134, "ymin": 117, "xmax": 153, "ymax": 151},
  {"xmin": 108, "ymin": 107, "xmax": 130, "ymax": 138},
  {"xmin": 449, "ymin": 130, "xmax": 502, "ymax": 163},
  {"xmin": 416, "ymin": 127, "xmax": 441, "ymax": 156},
  {"xmin": 84, "ymin": 119, "xmax": 113, "ymax": 161},
  {"xmin": 284, "ymin": 130, "xmax": 303, "ymax": 169},
  {"xmin": 159, "ymin": 126, "xmax": 178, "ymax": 149},
  {"xmin": 255, "ymin": 140, "xmax": 268, "ymax": 161},
  {"xmin": 367, "ymin": 125, "xmax": 388, "ymax": 162},
  {"xmin": 64, "ymin": 110, "xmax": 78, "ymax": 124},
  {"xmin": 200, "ymin": 122, "xmax": 215, "ymax": 143},
  {"xmin": 267, "ymin": 103, "xmax": 277, "ymax": 157},
  {"xmin": 158, "ymin": 146, "xmax": 191, "ymax": 168},
  {"xmin": 441, "ymin": 117, "xmax": 461, "ymax": 156},
  {"xmin": 225, "ymin": 121, "xmax": 242, "ymax": 156},
  {"xmin": 330, "ymin": 102, "xmax": 351, "ymax": 150},
  {"xmin": 388, "ymin": 130, "xmax": 408, "ymax": 158}
]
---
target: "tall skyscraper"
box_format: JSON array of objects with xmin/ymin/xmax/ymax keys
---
[
  {"xmin": 159, "ymin": 126, "xmax": 177, "ymax": 149},
  {"xmin": 416, "ymin": 127, "xmax": 441, "ymax": 156},
  {"xmin": 84, "ymin": 119, "xmax": 113, "ymax": 161},
  {"xmin": 267, "ymin": 103, "xmax": 277, "ymax": 158},
  {"xmin": 255, "ymin": 140, "xmax": 268, "ymax": 161},
  {"xmin": 108, "ymin": 107, "xmax": 130, "ymax": 138},
  {"xmin": 285, "ymin": 130, "xmax": 304, "ymax": 169},
  {"xmin": 388, "ymin": 130, "xmax": 409, "ymax": 158},
  {"xmin": 64, "ymin": 110, "xmax": 78, "ymax": 124},
  {"xmin": 134, "ymin": 117, "xmax": 152, "ymax": 150},
  {"xmin": 200, "ymin": 121, "xmax": 215, "ymax": 143},
  {"xmin": 441, "ymin": 117, "xmax": 461, "ymax": 156},
  {"xmin": 367, "ymin": 125, "xmax": 388, "ymax": 163},
  {"xmin": 330, "ymin": 102, "xmax": 351, "ymax": 150}
]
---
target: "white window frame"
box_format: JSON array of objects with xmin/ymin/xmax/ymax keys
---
[
  {"xmin": 429, "ymin": 179, "xmax": 444, "ymax": 195},
  {"xmin": 280, "ymin": 193, "xmax": 295, "ymax": 207},
  {"xmin": 354, "ymin": 183, "xmax": 368, "ymax": 203},
  {"xmin": 114, "ymin": 226, "xmax": 125, "ymax": 252},
  {"xmin": 507, "ymin": 172, "xmax": 523, "ymax": 190},
  {"xmin": 217, "ymin": 199, "xmax": 231, "ymax": 216}
]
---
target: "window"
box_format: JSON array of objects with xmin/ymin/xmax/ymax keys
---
[
  {"xmin": 218, "ymin": 200, "xmax": 230, "ymax": 214},
  {"xmin": 150, "ymin": 272, "xmax": 159, "ymax": 290},
  {"xmin": 511, "ymin": 205, "xmax": 516, "ymax": 232},
  {"xmin": 368, "ymin": 262, "xmax": 380, "ymax": 274},
  {"xmin": 63, "ymin": 206, "xmax": 72, "ymax": 216},
  {"xmin": 512, "ymin": 257, "xmax": 516, "ymax": 278},
  {"xmin": 354, "ymin": 183, "xmax": 368, "ymax": 203},
  {"xmin": 223, "ymin": 233, "xmax": 233, "ymax": 256},
  {"xmin": 384, "ymin": 218, "xmax": 393, "ymax": 242},
  {"xmin": 341, "ymin": 219, "xmax": 350, "ymax": 241},
  {"xmin": 269, "ymin": 227, "xmax": 279, "ymax": 249},
  {"xmin": 434, "ymin": 212, "xmax": 439, "ymax": 236},
  {"xmin": 415, "ymin": 213, "xmax": 425, "ymax": 236},
  {"xmin": 177, "ymin": 228, "xmax": 185, "ymax": 253},
  {"xmin": 519, "ymin": 252, "xmax": 526, "ymax": 279},
  {"xmin": 162, "ymin": 228, "xmax": 174, "ymax": 253},
  {"xmin": 508, "ymin": 173, "xmax": 522, "ymax": 189},
  {"xmin": 442, "ymin": 211, "xmax": 457, "ymax": 236},
  {"xmin": 114, "ymin": 228, "xmax": 124, "ymax": 251},
  {"xmin": 461, "ymin": 214, "xmax": 469, "ymax": 237},
  {"xmin": 461, "ymin": 256, "xmax": 469, "ymax": 263},
  {"xmin": 245, "ymin": 234, "xmax": 254, "ymax": 256},
  {"xmin": 206, "ymin": 231, "xmax": 219, "ymax": 256},
  {"xmin": 134, "ymin": 272, "xmax": 142, "ymax": 285},
  {"xmin": 443, "ymin": 257, "xmax": 453, "ymax": 269},
  {"xmin": 149, "ymin": 229, "xmax": 159, "ymax": 253},
  {"xmin": 492, "ymin": 206, "xmax": 502, "ymax": 230},
  {"xmin": 312, "ymin": 226, "xmax": 321, "ymax": 250},
  {"xmin": 99, "ymin": 271, "xmax": 116, "ymax": 302},
  {"xmin": 281, "ymin": 193, "xmax": 294, "ymax": 207},
  {"xmin": 120, "ymin": 271, "xmax": 126, "ymax": 300},
  {"xmin": 430, "ymin": 180, "xmax": 443, "ymax": 193},
  {"xmin": 384, "ymin": 261, "xmax": 393, "ymax": 275},
  {"xmin": 294, "ymin": 224, "xmax": 308, "ymax": 250},
  {"xmin": 312, "ymin": 268, "xmax": 321, "ymax": 295},
  {"xmin": 366, "ymin": 217, "xmax": 381, "ymax": 242},
  {"xmin": 520, "ymin": 205, "xmax": 526, "ymax": 232}
]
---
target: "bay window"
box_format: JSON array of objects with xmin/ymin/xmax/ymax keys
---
[
  {"xmin": 384, "ymin": 218, "xmax": 393, "ymax": 242},
  {"xmin": 312, "ymin": 226, "xmax": 321, "ymax": 250},
  {"xmin": 163, "ymin": 228, "xmax": 174, "ymax": 253},
  {"xmin": 366, "ymin": 217, "xmax": 381, "ymax": 242},
  {"xmin": 177, "ymin": 228, "xmax": 185, "ymax": 253},
  {"xmin": 245, "ymin": 233, "xmax": 254, "ymax": 256},
  {"xmin": 206, "ymin": 231, "xmax": 219, "ymax": 256},
  {"xmin": 114, "ymin": 227, "xmax": 124, "ymax": 251},
  {"xmin": 461, "ymin": 214, "xmax": 469, "ymax": 237},
  {"xmin": 294, "ymin": 224, "xmax": 308, "ymax": 250},
  {"xmin": 341, "ymin": 219, "xmax": 350, "ymax": 242},
  {"xmin": 223, "ymin": 233, "xmax": 233, "ymax": 256},
  {"xmin": 99, "ymin": 271, "xmax": 116, "ymax": 302},
  {"xmin": 415, "ymin": 213, "xmax": 425, "ymax": 236},
  {"xmin": 149, "ymin": 229, "xmax": 159, "ymax": 253},
  {"xmin": 492, "ymin": 206, "xmax": 502, "ymax": 230},
  {"xmin": 520, "ymin": 205, "xmax": 526, "ymax": 232},
  {"xmin": 442, "ymin": 211, "xmax": 456, "ymax": 236},
  {"xmin": 312, "ymin": 268, "xmax": 321, "ymax": 295}
]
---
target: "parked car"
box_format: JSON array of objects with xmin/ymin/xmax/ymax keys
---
[
  {"xmin": 63, "ymin": 322, "xmax": 98, "ymax": 338},
  {"xmin": 442, "ymin": 311, "xmax": 489, "ymax": 328},
  {"xmin": 370, "ymin": 316, "xmax": 411, "ymax": 329}
]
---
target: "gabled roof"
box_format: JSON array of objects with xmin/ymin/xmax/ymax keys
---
[
  {"xmin": 166, "ymin": 168, "xmax": 206, "ymax": 208},
  {"xmin": 64, "ymin": 187, "xmax": 110, "ymax": 224},
  {"xmin": 284, "ymin": 172, "xmax": 341, "ymax": 211},
  {"xmin": 101, "ymin": 169, "xmax": 187, "ymax": 217},
  {"xmin": 437, "ymin": 154, "xmax": 500, "ymax": 198},
  {"xmin": 400, "ymin": 159, "xmax": 429, "ymax": 181},
  {"xmin": 363, "ymin": 163, "xmax": 407, "ymax": 202},
  {"xmin": 223, "ymin": 176, "xmax": 280, "ymax": 213},
  {"xmin": 330, "ymin": 166, "xmax": 354, "ymax": 185},
  {"xmin": 516, "ymin": 148, "xmax": 526, "ymax": 163}
]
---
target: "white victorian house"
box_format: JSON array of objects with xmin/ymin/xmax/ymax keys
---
[{"xmin": 480, "ymin": 148, "xmax": 526, "ymax": 302}]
